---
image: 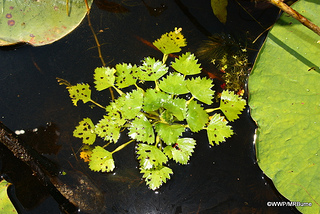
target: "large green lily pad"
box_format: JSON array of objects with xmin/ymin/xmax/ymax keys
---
[
  {"xmin": 0, "ymin": 0, "xmax": 92, "ymax": 46},
  {"xmin": 248, "ymin": 0, "xmax": 320, "ymax": 213}
]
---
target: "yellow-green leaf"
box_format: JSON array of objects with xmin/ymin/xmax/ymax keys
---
[
  {"xmin": 128, "ymin": 113, "xmax": 155, "ymax": 144},
  {"xmin": 94, "ymin": 67, "xmax": 116, "ymax": 91},
  {"xmin": 140, "ymin": 165, "xmax": 173, "ymax": 190},
  {"xmin": 89, "ymin": 146, "xmax": 115, "ymax": 172},
  {"xmin": 186, "ymin": 100, "xmax": 208, "ymax": 132},
  {"xmin": 137, "ymin": 143, "xmax": 168, "ymax": 170},
  {"xmin": 207, "ymin": 113, "xmax": 233, "ymax": 145},
  {"xmin": 163, "ymin": 138, "xmax": 196, "ymax": 164},
  {"xmin": 220, "ymin": 90, "xmax": 246, "ymax": 122},
  {"xmin": 115, "ymin": 63, "xmax": 138, "ymax": 88},
  {"xmin": 0, "ymin": 180, "xmax": 17, "ymax": 213},
  {"xmin": 73, "ymin": 118, "xmax": 96, "ymax": 145},
  {"xmin": 171, "ymin": 52, "xmax": 201, "ymax": 76},
  {"xmin": 67, "ymin": 83, "xmax": 91, "ymax": 106},
  {"xmin": 153, "ymin": 27, "xmax": 186, "ymax": 55}
]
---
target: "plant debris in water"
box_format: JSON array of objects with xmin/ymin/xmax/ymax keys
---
[
  {"xmin": 58, "ymin": 28, "xmax": 246, "ymax": 190},
  {"xmin": 196, "ymin": 33, "xmax": 250, "ymax": 95}
]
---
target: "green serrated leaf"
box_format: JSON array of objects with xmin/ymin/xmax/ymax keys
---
[
  {"xmin": 220, "ymin": 90, "xmax": 246, "ymax": 121},
  {"xmin": 128, "ymin": 114, "xmax": 155, "ymax": 144},
  {"xmin": 73, "ymin": 118, "xmax": 96, "ymax": 145},
  {"xmin": 141, "ymin": 165, "xmax": 173, "ymax": 190},
  {"xmin": 67, "ymin": 83, "xmax": 91, "ymax": 106},
  {"xmin": 207, "ymin": 113, "xmax": 233, "ymax": 145},
  {"xmin": 107, "ymin": 90, "xmax": 144, "ymax": 120},
  {"xmin": 138, "ymin": 57, "xmax": 169, "ymax": 81},
  {"xmin": 162, "ymin": 97, "xmax": 187, "ymax": 121},
  {"xmin": 115, "ymin": 63, "xmax": 138, "ymax": 88},
  {"xmin": 137, "ymin": 143, "xmax": 168, "ymax": 169},
  {"xmin": 120, "ymin": 90, "xmax": 144, "ymax": 119},
  {"xmin": 155, "ymin": 123, "xmax": 185, "ymax": 145},
  {"xmin": 171, "ymin": 52, "xmax": 201, "ymax": 75},
  {"xmin": 163, "ymin": 138, "xmax": 196, "ymax": 164},
  {"xmin": 158, "ymin": 73, "xmax": 189, "ymax": 95},
  {"xmin": 94, "ymin": 67, "xmax": 116, "ymax": 91},
  {"xmin": 89, "ymin": 146, "xmax": 115, "ymax": 172},
  {"xmin": 143, "ymin": 89, "xmax": 170, "ymax": 112},
  {"xmin": 153, "ymin": 28, "xmax": 186, "ymax": 55},
  {"xmin": 95, "ymin": 114, "xmax": 124, "ymax": 143},
  {"xmin": 186, "ymin": 100, "xmax": 209, "ymax": 132},
  {"xmin": 186, "ymin": 77, "xmax": 215, "ymax": 105}
]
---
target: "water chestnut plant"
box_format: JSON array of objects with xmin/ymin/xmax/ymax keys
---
[{"xmin": 58, "ymin": 28, "xmax": 246, "ymax": 190}]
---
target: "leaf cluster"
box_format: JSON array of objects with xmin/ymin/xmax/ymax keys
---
[{"xmin": 63, "ymin": 28, "xmax": 246, "ymax": 190}]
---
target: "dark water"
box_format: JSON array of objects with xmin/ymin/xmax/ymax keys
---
[{"xmin": 0, "ymin": 0, "xmax": 300, "ymax": 213}]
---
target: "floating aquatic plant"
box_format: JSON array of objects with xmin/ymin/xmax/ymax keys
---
[{"xmin": 59, "ymin": 28, "xmax": 246, "ymax": 190}]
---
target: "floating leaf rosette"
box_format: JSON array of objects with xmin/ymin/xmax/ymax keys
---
[{"xmin": 60, "ymin": 28, "xmax": 246, "ymax": 190}]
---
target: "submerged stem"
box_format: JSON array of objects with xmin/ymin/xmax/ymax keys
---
[
  {"xmin": 66, "ymin": 0, "xmax": 69, "ymax": 16},
  {"xmin": 85, "ymin": 4, "xmax": 115, "ymax": 100}
]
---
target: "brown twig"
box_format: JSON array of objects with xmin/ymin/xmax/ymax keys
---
[
  {"xmin": 268, "ymin": 0, "xmax": 320, "ymax": 36},
  {"xmin": 0, "ymin": 121, "xmax": 78, "ymax": 213}
]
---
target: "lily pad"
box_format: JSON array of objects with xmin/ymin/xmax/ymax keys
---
[
  {"xmin": 0, "ymin": 0, "xmax": 93, "ymax": 46},
  {"xmin": 248, "ymin": 0, "xmax": 320, "ymax": 213}
]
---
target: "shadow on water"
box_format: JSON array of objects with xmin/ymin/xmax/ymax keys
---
[{"xmin": 0, "ymin": 0, "xmax": 301, "ymax": 213}]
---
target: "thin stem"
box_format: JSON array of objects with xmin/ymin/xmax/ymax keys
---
[
  {"xmin": 268, "ymin": 0, "xmax": 320, "ymax": 37},
  {"xmin": 86, "ymin": 11, "xmax": 105, "ymax": 66},
  {"xmin": 102, "ymin": 142, "xmax": 111, "ymax": 148},
  {"xmin": 154, "ymin": 80, "xmax": 160, "ymax": 91},
  {"xmin": 205, "ymin": 107, "xmax": 220, "ymax": 113},
  {"xmin": 56, "ymin": 77, "xmax": 72, "ymax": 87},
  {"xmin": 135, "ymin": 83, "xmax": 143, "ymax": 91},
  {"xmin": 112, "ymin": 86, "xmax": 124, "ymax": 96},
  {"xmin": 236, "ymin": 0, "xmax": 265, "ymax": 29},
  {"xmin": 111, "ymin": 139, "xmax": 135, "ymax": 154},
  {"xmin": 156, "ymin": 135, "xmax": 161, "ymax": 149},
  {"xmin": 85, "ymin": 3, "xmax": 115, "ymax": 100},
  {"xmin": 253, "ymin": 25, "xmax": 273, "ymax": 44},
  {"xmin": 90, "ymin": 99, "xmax": 105, "ymax": 109},
  {"xmin": 145, "ymin": 111, "xmax": 160, "ymax": 117},
  {"xmin": 186, "ymin": 96, "xmax": 195, "ymax": 105},
  {"xmin": 145, "ymin": 114, "xmax": 159, "ymax": 121},
  {"xmin": 162, "ymin": 54, "xmax": 169, "ymax": 64}
]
